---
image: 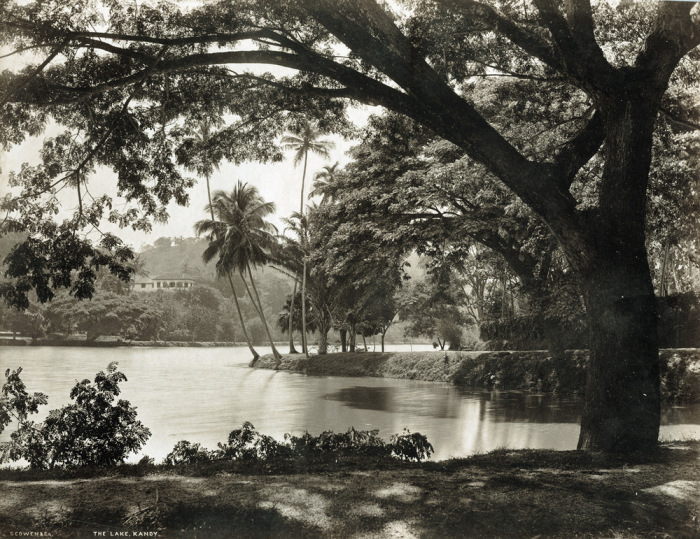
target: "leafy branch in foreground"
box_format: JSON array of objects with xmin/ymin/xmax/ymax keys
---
[{"xmin": 0, "ymin": 362, "xmax": 150, "ymax": 469}]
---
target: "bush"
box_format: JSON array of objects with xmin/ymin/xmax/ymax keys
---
[
  {"xmin": 285, "ymin": 426, "xmax": 389, "ymax": 458},
  {"xmin": 164, "ymin": 424, "xmax": 434, "ymax": 466},
  {"xmin": 216, "ymin": 421, "xmax": 289, "ymax": 461},
  {"xmin": 0, "ymin": 363, "xmax": 150, "ymax": 469},
  {"xmin": 390, "ymin": 429, "xmax": 434, "ymax": 462},
  {"xmin": 164, "ymin": 441, "xmax": 214, "ymax": 465}
]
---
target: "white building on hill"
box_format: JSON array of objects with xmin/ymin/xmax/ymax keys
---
[{"xmin": 132, "ymin": 276, "xmax": 196, "ymax": 292}]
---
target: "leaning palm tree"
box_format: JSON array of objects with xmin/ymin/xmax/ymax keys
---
[
  {"xmin": 194, "ymin": 182, "xmax": 282, "ymax": 360},
  {"xmin": 308, "ymin": 162, "xmax": 340, "ymax": 205},
  {"xmin": 281, "ymin": 122, "xmax": 334, "ymax": 356}
]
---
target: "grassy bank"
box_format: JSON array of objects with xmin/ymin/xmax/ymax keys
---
[
  {"xmin": 1, "ymin": 441, "xmax": 698, "ymax": 538},
  {"xmin": 252, "ymin": 349, "xmax": 700, "ymax": 403}
]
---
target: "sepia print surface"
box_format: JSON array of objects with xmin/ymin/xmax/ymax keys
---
[{"xmin": 1, "ymin": 0, "xmax": 699, "ymax": 537}]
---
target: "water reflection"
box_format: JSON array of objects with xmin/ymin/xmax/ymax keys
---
[
  {"xmin": 324, "ymin": 386, "xmax": 584, "ymax": 423},
  {"xmin": 324, "ymin": 386, "xmax": 394, "ymax": 411},
  {"xmin": 1, "ymin": 345, "xmax": 698, "ymax": 462}
]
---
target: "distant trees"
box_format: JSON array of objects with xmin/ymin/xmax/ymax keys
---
[
  {"xmin": 43, "ymin": 293, "xmax": 163, "ymax": 342},
  {"xmin": 398, "ymin": 279, "xmax": 468, "ymax": 351},
  {"xmin": 0, "ymin": 284, "xmax": 241, "ymax": 344}
]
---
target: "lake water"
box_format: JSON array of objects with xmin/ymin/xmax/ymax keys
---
[{"xmin": 1, "ymin": 345, "xmax": 698, "ymax": 462}]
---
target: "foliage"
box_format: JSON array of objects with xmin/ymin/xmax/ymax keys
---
[
  {"xmin": 276, "ymin": 291, "xmax": 318, "ymax": 335},
  {"xmin": 657, "ymin": 292, "xmax": 700, "ymax": 349},
  {"xmin": 0, "ymin": 367, "xmax": 48, "ymax": 441},
  {"xmin": 4, "ymin": 304, "xmax": 46, "ymax": 339},
  {"xmin": 398, "ymin": 279, "xmax": 468, "ymax": 350},
  {"xmin": 273, "ymin": 211, "xmax": 342, "ymax": 354},
  {"xmin": 42, "ymin": 292, "xmax": 164, "ymax": 342},
  {"xmin": 216, "ymin": 421, "xmax": 288, "ymax": 461},
  {"xmin": 389, "ymin": 429, "xmax": 434, "ymax": 462},
  {"xmin": 164, "ymin": 423, "xmax": 434, "ymax": 466},
  {"xmin": 164, "ymin": 441, "xmax": 213, "ymax": 466},
  {"xmin": 2, "ymin": 0, "xmax": 699, "ymax": 451},
  {"xmin": 0, "ymin": 363, "xmax": 150, "ymax": 469}
]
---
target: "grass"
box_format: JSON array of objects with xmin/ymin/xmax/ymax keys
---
[{"xmin": 1, "ymin": 441, "xmax": 698, "ymax": 538}]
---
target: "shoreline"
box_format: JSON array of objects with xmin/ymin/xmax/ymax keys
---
[
  {"xmin": 251, "ymin": 349, "xmax": 700, "ymax": 403},
  {"xmin": 1, "ymin": 338, "xmax": 261, "ymax": 348},
  {"xmin": 0, "ymin": 338, "xmax": 432, "ymax": 348}
]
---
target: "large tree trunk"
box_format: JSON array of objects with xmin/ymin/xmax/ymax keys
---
[
  {"xmin": 578, "ymin": 261, "xmax": 660, "ymax": 452},
  {"xmin": 572, "ymin": 91, "xmax": 663, "ymax": 452},
  {"xmin": 349, "ymin": 324, "xmax": 356, "ymax": 352}
]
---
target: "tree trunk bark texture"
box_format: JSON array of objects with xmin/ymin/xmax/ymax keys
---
[
  {"xmin": 578, "ymin": 263, "xmax": 660, "ymax": 452},
  {"xmin": 340, "ymin": 329, "xmax": 347, "ymax": 352},
  {"xmin": 245, "ymin": 265, "xmax": 281, "ymax": 360},
  {"xmin": 318, "ymin": 326, "xmax": 329, "ymax": 354},
  {"xmin": 349, "ymin": 325, "xmax": 356, "ymax": 352},
  {"xmin": 572, "ymin": 93, "xmax": 663, "ymax": 452}
]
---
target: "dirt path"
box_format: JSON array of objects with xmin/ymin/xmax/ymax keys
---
[{"xmin": 2, "ymin": 445, "xmax": 699, "ymax": 538}]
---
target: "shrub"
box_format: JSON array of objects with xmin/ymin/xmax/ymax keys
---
[
  {"xmin": 0, "ymin": 363, "xmax": 150, "ymax": 469},
  {"xmin": 215, "ymin": 421, "xmax": 289, "ymax": 461},
  {"xmin": 164, "ymin": 424, "xmax": 435, "ymax": 466},
  {"xmin": 164, "ymin": 441, "xmax": 213, "ymax": 465},
  {"xmin": 285, "ymin": 426, "xmax": 389, "ymax": 458},
  {"xmin": 390, "ymin": 429, "xmax": 434, "ymax": 462}
]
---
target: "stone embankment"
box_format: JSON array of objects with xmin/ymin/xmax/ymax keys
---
[{"xmin": 252, "ymin": 349, "xmax": 700, "ymax": 404}]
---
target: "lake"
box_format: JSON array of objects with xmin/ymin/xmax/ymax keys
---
[{"xmin": 1, "ymin": 345, "xmax": 698, "ymax": 462}]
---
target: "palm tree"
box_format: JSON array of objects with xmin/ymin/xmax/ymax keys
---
[
  {"xmin": 178, "ymin": 117, "xmax": 224, "ymax": 222},
  {"xmin": 281, "ymin": 123, "xmax": 335, "ymax": 212},
  {"xmin": 272, "ymin": 212, "xmax": 338, "ymax": 355},
  {"xmin": 275, "ymin": 211, "xmax": 308, "ymax": 355},
  {"xmin": 194, "ymin": 118, "xmax": 223, "ymax": 222},
  {"xmin": 281, "ymin": 122, "xmax": 334, "ymax": 356},
  {"xmin": 194, "ymin": 182, "xmax": 282, "ymax": 360},
  {"xmin": 309, "ymin": 162, "xmax": 340, "ymax": 205}
]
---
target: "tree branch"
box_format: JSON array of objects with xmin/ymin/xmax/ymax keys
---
[
  {"xmin": 660, "ymin": 106, "xmax": 700, "ymax": 132},
  {"xmin": 634, "ymin": 2, "xmax": 700, "ymax": 89},
  {"xmin": 434, "ymin": 0, "xmax": 565, "ymax": 73},
  {"xmin": 551, "ymin": 108, "xmax": 605, "ymax": 186},
  {"xmin": 0, "ymin": 38, "xmax": 69, "ymax": 108},
  {"xmin": 532, "ymin": 0, "xmax": 613, "ymax": 90}
]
